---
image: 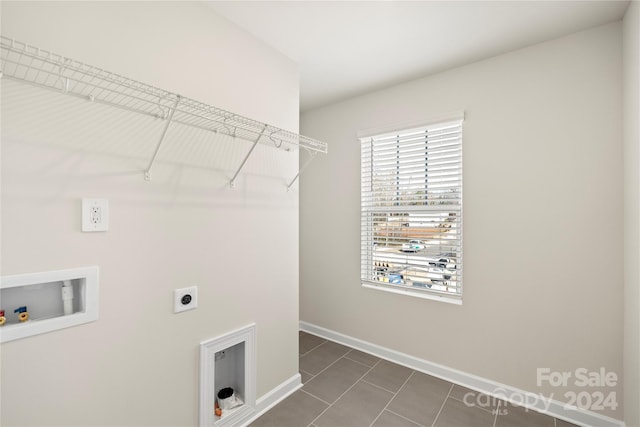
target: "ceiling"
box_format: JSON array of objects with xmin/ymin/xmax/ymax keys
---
[{"xmin": 206, "ymin": 1, "xmax": 630, "ymax": 112}]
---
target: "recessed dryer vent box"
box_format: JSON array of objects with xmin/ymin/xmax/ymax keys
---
[
  {"xmin": 200, "ymin": 324, "xmax": 256, "ymax": 427},
  {"xmin": 0, "ymin": 266, "xmax": 99, "ymax": 343}
]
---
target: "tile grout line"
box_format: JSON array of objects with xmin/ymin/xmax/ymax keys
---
[
  {"xmin": 492, "ymin": 400, "xmax": 503, "ymax": 427},
  {"xmin": 299, "ymin": 368, "xmax": 316, "ymax": 383},
  {"xmin": 448, "ymin": 391, "xmax": 504, "ymax": 416},
  {"xmin": 299, "ymin": 388, "xmax": 332, "ymax": 407},
  {"xmin": 299, "ymin": 337, "xmax": 328, "ymax": 357},
  {"xmin": 429, "ymin": 383, "xmax": 455, "ymax": 427},
  {"xmin": 368, "ymin": 370, "xmax": 427, "ymax": 427},
  {"xmin": 361, "ymin": 378, "xmax": 405, "ymax": 396},
  {"xmin": 385, "ymin": 409, "xmax": 427, "ymax": 427},
  {"xmin": 343, "ymin": 351, "xmax": 380, "ymax": 369},
  {"xmin": 308, "ymin": 357, "xmax": 383, "ymax": 426},
  {"xmin": 300, "ymin": 346, "xmax": 350, "ymax": 379}
]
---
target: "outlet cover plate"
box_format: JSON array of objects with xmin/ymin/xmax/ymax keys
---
[
  {"xmin": 82, "ymin": 198, "xmax": 109, "ymax": 232},
  {"xmin": 174, "ymin": 286, "xmax": 198, "ymax": 313}
]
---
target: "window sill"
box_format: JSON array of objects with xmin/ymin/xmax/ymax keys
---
[{"xmin": 362, "ymin": 282, "xmax": 462, "ymax": 305}]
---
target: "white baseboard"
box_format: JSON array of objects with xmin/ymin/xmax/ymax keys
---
[
  {"xmin": 300, "ymin": 321, "xmax": 625, "ymax": 427},
  {"xmin": 241, "ymin": 373, "xmax": 302, "ymax": 426}
]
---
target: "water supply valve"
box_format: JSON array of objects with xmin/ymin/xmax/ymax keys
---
[{"xmin": 14, "ymin": 306, "xmax": 29, "ymax": 322}]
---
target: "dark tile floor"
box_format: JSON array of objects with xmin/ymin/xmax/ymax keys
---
[{"xmin": 250, "ymin": 331, "xmax": 578, "ymax": 427}]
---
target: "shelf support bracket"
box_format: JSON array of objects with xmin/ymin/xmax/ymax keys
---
[
  {"xmin": 230, "ymin": 124, "xmax": 268, "ymax": 188},
  {"xmin": 287, "ymin": 151, "xmax": 318, "ymax": 191},
  {"xmin": 145, "ymin": 95, "xmax": 181, "ymax": 181}
]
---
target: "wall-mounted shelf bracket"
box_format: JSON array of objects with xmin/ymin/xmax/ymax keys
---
[
  {"xmin": 229, "ymin": 124, "xmax": 268, "ymax": 188},
  {"xmin": 144, "ymin": 95, "xmax": 182, "ymax": 181},
  {"xmin": 287, "ymin": 151, "xmax": 318, "ymax": 191}
]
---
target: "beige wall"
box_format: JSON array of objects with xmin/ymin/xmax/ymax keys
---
[
  {"xmin": 300, "ymin": 22, "xmax": 624, "ymax": 419},
  {"xmin": 1, "ymin": 2, "xmax": 300, "ymax": 426},
  {"xmin": 623, "ymin": 2, "xmax": 640, "ymax": 426}
]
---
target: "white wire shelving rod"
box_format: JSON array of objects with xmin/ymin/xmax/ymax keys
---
[
  {"xmin": 230, "ymin": 124, "xmax": 268, "ymax": 188},
  {"xmin": 145, "ymin": 95, "xmax": 182, "ymax": 181},
  {"xmin": 0, "ymin": 36, "xmax": 328, "ymax": 188},
  {"xmin": 287, "ymin": 151, "xmax": 318, "ymax": 191}
]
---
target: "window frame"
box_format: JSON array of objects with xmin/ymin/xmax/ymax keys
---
[{"xmin": 359, "ymin": 112, "xmax": 464, "ymax": 304}]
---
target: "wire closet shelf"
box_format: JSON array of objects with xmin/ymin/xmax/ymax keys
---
[{"xmin": 0, "ymin": 36, "xmax": 328, "ymax": 189}]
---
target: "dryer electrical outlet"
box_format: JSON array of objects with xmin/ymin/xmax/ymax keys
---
[
  {"xmin": 82, "ymin": 198, "xmax": 109, "ymax": 232},
  {"xmin": 174, "ymin": 286, "xmax": 198, "ymax": 313}
]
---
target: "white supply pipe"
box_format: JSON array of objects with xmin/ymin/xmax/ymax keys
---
[{"xmin": 61, "ymin": 280, "xmax": 74, "ymax": 315}]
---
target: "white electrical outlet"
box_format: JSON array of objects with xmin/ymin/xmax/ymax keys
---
[
  {"xmin": 174, "ymin": 286, "xmax": 198, "ymax": 313},
  {"xmin": 82, "ymin": 198, "xmax": 109, "ymax": 232}
]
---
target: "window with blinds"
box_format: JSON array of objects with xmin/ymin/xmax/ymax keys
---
[{"xmin": 360, "ymin": 116, "xmax": 463, "ymax": 302}]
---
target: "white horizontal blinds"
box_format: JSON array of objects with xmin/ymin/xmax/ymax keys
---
[{"xmin": 361, "ymin": 119, "xmax": 463, "ymax": 297}]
